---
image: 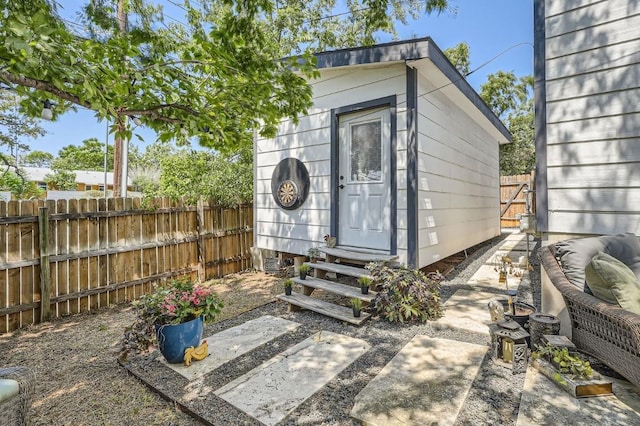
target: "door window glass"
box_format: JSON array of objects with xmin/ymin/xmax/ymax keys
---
[{"xmin": 349, "ymin": 120, "xmax": 382, "ymax": 182}]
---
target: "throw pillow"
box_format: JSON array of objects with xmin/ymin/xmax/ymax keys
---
[
  {"xmin": 554, "ymin": 233, "xmax": 640, "ymax": 292},
  {"xmin": 585, "ymin": 251, "xmax": 640, "ymax": 314}
]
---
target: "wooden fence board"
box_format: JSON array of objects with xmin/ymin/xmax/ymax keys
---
[
  {"xmin": 19, "ymin": 202, "xmax": 35, "ymax": 327},
  {"xmin": 500, "ymin": 173, "xmax": 535, "ymax": 228},
  {"xmin": 0, "ymin": 198, "xmax": 255, "ymax": 333}
]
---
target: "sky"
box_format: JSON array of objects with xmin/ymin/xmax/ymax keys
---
[{"xmin": 17, "ymin": 0, "xmax": 534, "ymax": 157}]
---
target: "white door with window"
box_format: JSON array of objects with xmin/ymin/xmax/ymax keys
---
[{"xmin": 338, "ymin": 107, "xmax": 391, "ymax": 251}]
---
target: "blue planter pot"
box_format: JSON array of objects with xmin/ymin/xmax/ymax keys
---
[{"xmin": 156, "ymin": 316, "xmax": 203, "ymax": 364}]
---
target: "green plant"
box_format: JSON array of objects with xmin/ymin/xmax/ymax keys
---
[
  {"xmin": 532, "ymin": 344, "xmax": 593, "ymax": 380},
  {"xmin": 283, "ymin": 279, "xmax": 293, "ymax": 289},
  {"xmin": 119, "ymin": 278, "xmax": 223, "ymax": 361},
  {"xmin": 307, "ymin": 247, "xmax": 321, "ymax": 259},
  {"xmin": 368, "ymin": 262, "xmax": 443, "ymax": 323},
  {"xmin": 350, "ymin": 298, "xmax": 363, "ymax": 310},
  {"xmin": 358, "ymin": 276, "xmax": 372, "ymax": 287},
  {"xmin": 298, "ymin": 264, "xmax": 310, "ymax": 274}
]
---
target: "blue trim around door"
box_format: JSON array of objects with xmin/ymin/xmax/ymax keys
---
[{"xmin": 330, "ymin": 95, "xmax": 397, "ymax": 255}]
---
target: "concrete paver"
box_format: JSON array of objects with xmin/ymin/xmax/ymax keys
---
[
  {"xmin": 435, "ymin": 289, "xmax": 501, "ymax": 335},
  {"xmin": 163, "ymin": 315, "xmax": 300, "ymax": 381},
  {"xmin": 351, "ymin": 336, "xmax": 487, "ymax": 426},
  {"xmin": 215, "ymin": 330, "xmax": 369, "ymax": 426}
]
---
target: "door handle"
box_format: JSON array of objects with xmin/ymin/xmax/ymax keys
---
[{"xmin": 339, "ymin": 184, "xmax": 345, "ymax": 189}]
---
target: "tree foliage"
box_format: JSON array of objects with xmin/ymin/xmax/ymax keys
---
[
  {"xmin": 443, "ymin": 42, "xmax": 470, "ymax": 76},
  {"xmin": 153, "ymin": 148, "xmax": 253, "ymax": 206},
  {"xmin": 480, "ymin": 73, "xmax": 534, "ymax": 175},
  {"xmin": 0, "ymin": 89, "xmax": 46, "ymax": 168},
  {"xmin": 0, "ymin": 0, "xmax": 450, "ymax": 154},
  {"xmin": 52, "ymin": 138, "xmax": 114, "ymax": 171},
  {"xmin": 0, "ymin": 163, "xmax": 44, "ymax": 199},
  {"xmin": 44, "ymin": 168, "xmax": 77, "ymax": 190},
  {"xmin": 22, "ymin": 150, "xmax": 54, "ymax": 167}
]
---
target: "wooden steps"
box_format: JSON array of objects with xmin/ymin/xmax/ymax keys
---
[
  {"xmin": 277, "ymin": 293, "xmax": 371, "ymax": 325},
  {"xmin": 293, "ymin": 276, "xmax": 376, "ymax": 303},
  {"xmin": 308, "ymin": 262, "xmax": 372, "ymax": 280},
  {"xmin": 279, "ymin": 247, "xmax": 396, "ymax": 325},
  {"xmin": 319, "ymin": 247, "xmax": 398, "ymax": 264}
]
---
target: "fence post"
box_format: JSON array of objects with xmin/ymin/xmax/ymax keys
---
[
  {"xmin": 196, "ymin": 199, "xmax": 206, "ymax": 282},
  {"xmin": 38, "ymin": 206, "xmax": 51, "ymax": 322}
]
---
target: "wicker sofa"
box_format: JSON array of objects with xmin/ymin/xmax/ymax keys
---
[
  {"xmin": 0, "ymin": 366, "xmax": 35, "ymax": 426},
  {"xmin": 540, "ymin": 241, "xmax": 640, "ymax": 388}
]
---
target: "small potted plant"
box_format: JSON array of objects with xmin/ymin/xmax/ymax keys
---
[
  {"xmin": 298, "ymin": 264, "xmax": 310, "ymax": 280},
  {"xmin": 283, "ymin": 278, "xmax": 293, "ymax": 295},
  {"xmin": 351, "ymin": 298, "xmax": 363, "ymax": 317},
  {"xmin": 358, "ymin": 276, "xmax": 372, "ymax": 294},
  {"xmin": 307, "ymin": 247, "xmax": 321, "ymax": 263}
]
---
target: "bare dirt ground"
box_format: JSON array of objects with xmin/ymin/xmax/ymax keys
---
[{"xmin": 0, "ymin": 271, "xmax": 282, "ymax": 426}]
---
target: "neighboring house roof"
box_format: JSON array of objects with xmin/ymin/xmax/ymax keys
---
[
  {"xmin": 21, "ymin": 167, "xmax": 114, "ymax": 185},
  {"xmin": 313, "ymin": 37, "xmax": 512, "ymax": 144}
]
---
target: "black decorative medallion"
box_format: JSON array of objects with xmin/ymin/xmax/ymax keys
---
[{"xmin": 271, "ymin": 158, "xmax": 310, "ymax": 210}]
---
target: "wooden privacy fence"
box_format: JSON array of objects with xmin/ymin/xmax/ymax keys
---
[
  {"xmin": 0, "ymin": 197, "xmax": 253, "ymax": 333},
  {"xmin": 500, "ymin": 172, "xmax": 535, "ymax": 228}
]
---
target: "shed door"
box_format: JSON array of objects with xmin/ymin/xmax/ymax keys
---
[{"xmin": 338, "ymin": 107, "xmax": 391, "ymax": 251}]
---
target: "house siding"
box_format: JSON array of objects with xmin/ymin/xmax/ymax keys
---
[
  {"xmin": 254, "ymin": 64, "xmax": 407, "ymax": 258},
  {"xmin": 414, "ymin": 67, "xmax": 501, "ymax": 268},
  {"xmin": 540, "ymin": 0, "xmax": 640, "ymax": 235}
]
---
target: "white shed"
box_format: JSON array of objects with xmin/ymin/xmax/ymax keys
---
[{"xmin": 254, "ymin": 38, "xmax": 511, "ymax": 268}]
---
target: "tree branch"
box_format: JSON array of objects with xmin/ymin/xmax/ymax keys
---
[{"xmin": 0, "ymin": 71, "xmax": 94, "ymax": 110}]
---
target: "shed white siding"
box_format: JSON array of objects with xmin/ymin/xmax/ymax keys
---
[
  {"xmin": 254, "ymin": 64, "xmax": 406, "ymax": 258},
  {"xmin": 414, "ymin": 67, "xmax": 501, "ymax": 267},
  {"xmin": 541, "ymin": 0, "xmax": 640, "ymax": 235}
]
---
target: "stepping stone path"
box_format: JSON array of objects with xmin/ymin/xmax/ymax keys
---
[
  {"xmin": 129, "ymin": 231, "xmax": 640, "ymax": 424},
  {"xmin": 351, "ymin": 336, "xmax": 487, "ymax": 426},
  {"xmin": 434, "ymin": 289, "xmax": 501, "ymax": 335},
  {"xmin": 215, "ymin": 330, "xmax": 370, "ymax": 426},
  {"xmin": 162, "ymin": 315, "xmax": 300, "ymax": 381}
]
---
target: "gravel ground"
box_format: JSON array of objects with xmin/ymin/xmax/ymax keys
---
[
  {"xmin": 1, "ymin": 232, "xmax": 549, "ymax": 426},
  {"xmin": 123, "ymin": 233, "xmax": 545, "ymax": 426}
]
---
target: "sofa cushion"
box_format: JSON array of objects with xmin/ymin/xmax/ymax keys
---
[
  {"xmin": 585, "ymin": 251, "xmax": 640, "ymax": 314},
  {"xmin": 554, "ymin": 233, "xmax": 640, "ymax": 292}
]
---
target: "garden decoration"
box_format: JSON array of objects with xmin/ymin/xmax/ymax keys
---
[
  {"xmin": 184, "ymin": 340, "xmax": 209, "ymax": 366},
  {"xmin": 488, "ymin": 319, "xmax": 530, "ymax": 374},
  {"xmin": 528, "ymin": 313, "xmax": 561, "ymax": 349},
  {"xmin": 323, "ymin": 234, "xmax": 337, "ymax": 248},
  {"xmin": 531, "ymin": 342, "xmax": 612, "ymax": 397},
  {"xmin": 119, "ymin": 278, "xmax": 223, "ymax": 363}
]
